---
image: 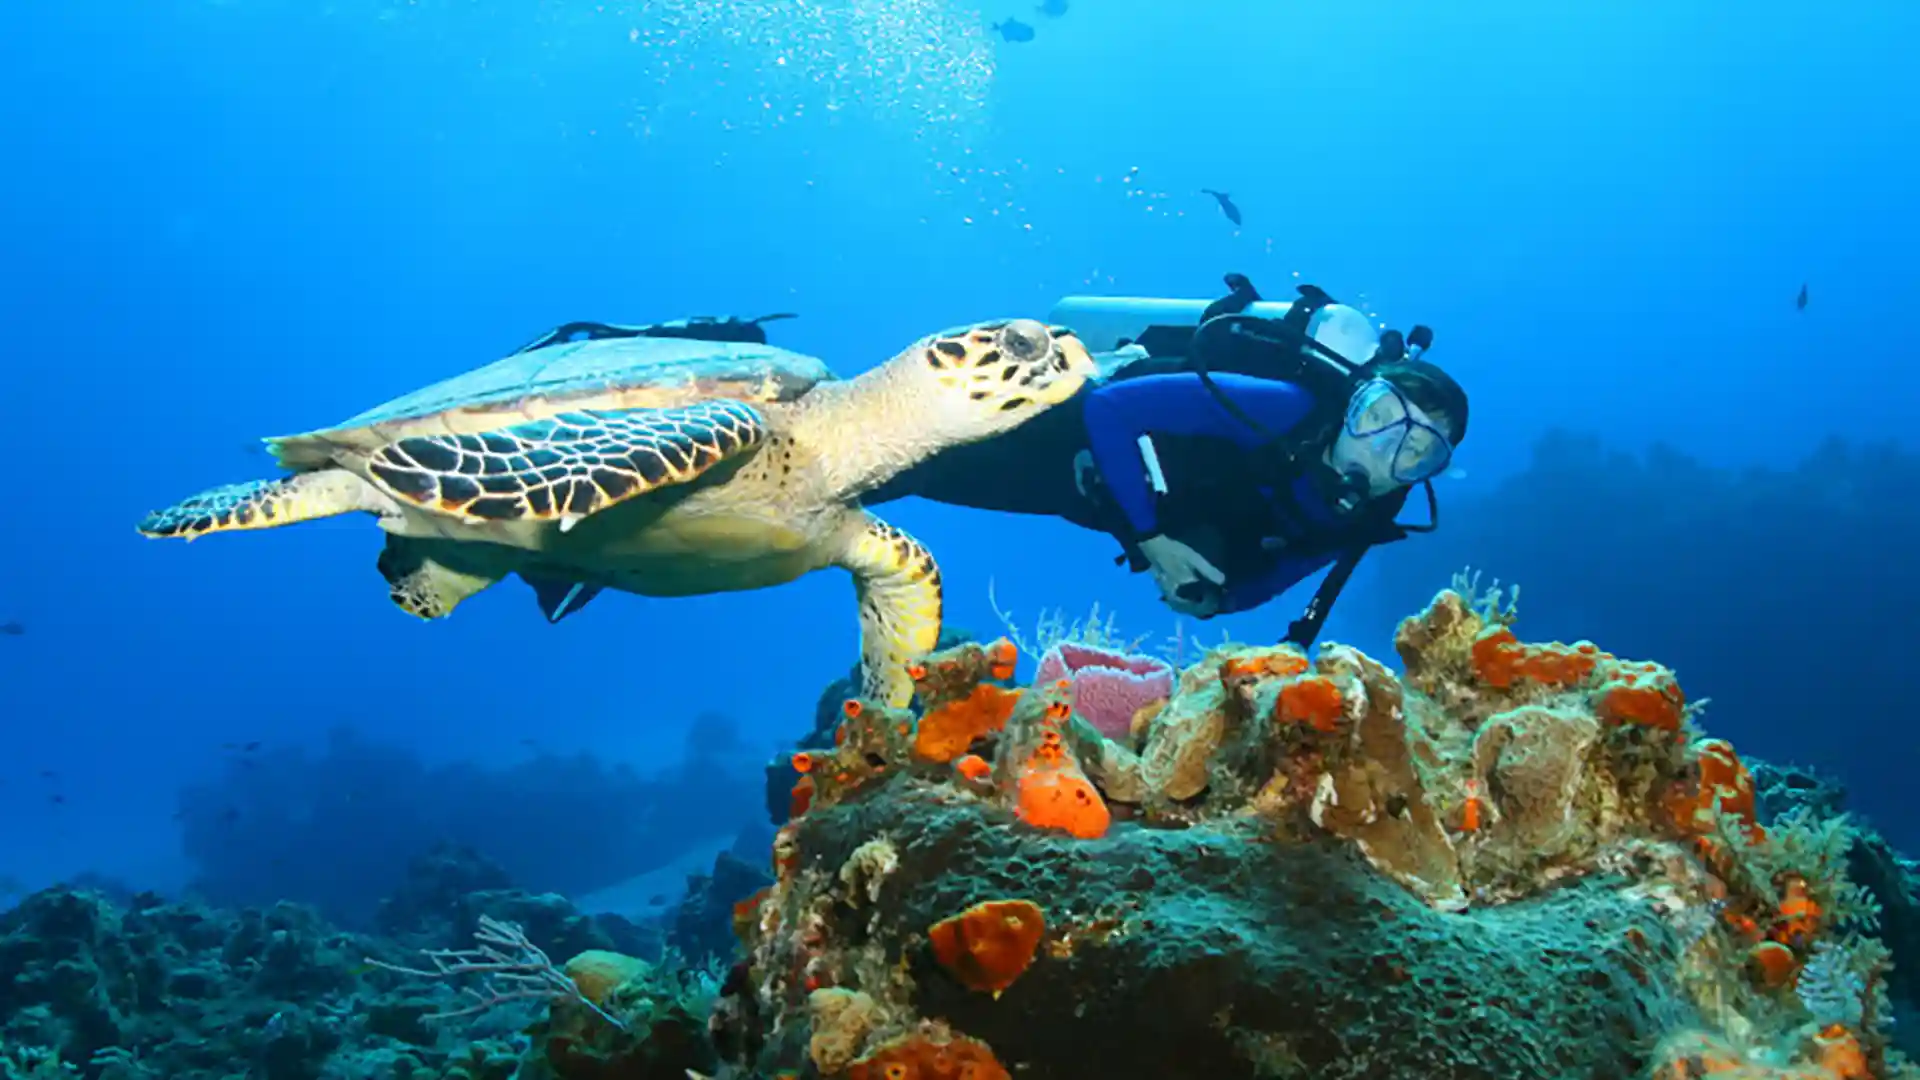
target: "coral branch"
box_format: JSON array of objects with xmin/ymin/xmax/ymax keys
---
[{"xmin": 365, "ymin": 915, "xmax": 626, "ymax": 1030}]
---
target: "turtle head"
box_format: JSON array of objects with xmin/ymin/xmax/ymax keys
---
[{"xmin": 916, "ymin": 319, "xmax": 1096, "ymax": 439}]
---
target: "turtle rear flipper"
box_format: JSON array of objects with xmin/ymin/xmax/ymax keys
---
[
  {"xmin": 137, "ymin": 471, "xmax": 387, "ymax": 540},
  {"xmin": 836, "ymin": 516, "xmax": 943, "ymax": 708},
  {"xmin": 520, "ymin": 572, "xmax": 606, "ymax": 623},
  {"xmin": 365, "ymin": 401, "xmax": 767, "ymax": 531},
  {"xmin": 378, "ymin": 537, "xmax": 502, "ymax": 619}
]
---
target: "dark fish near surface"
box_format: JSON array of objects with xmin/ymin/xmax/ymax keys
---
[
  {"xmin": 0, "ymin": 621, "xmax": 22, "ymax": 636},
  {"xmin": 1796, "ymin": 283, "xmax": 1809, "ymax": 311},
  {"xmin": 1201, "ymin": 188, "xmax": 1242, "ymax": 226},
  {"xmin": 1035, "ymin": 0, "xmax": 1068, "ymax": 15},
  {"xmin": 993, "ymin": 18, "xmax": 1035, "ymax": 41}
]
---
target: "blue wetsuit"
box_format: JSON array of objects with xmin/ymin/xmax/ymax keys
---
[{"xmin": 1081, "ymin": 373, "xmax": 1345, "ymax": 615}]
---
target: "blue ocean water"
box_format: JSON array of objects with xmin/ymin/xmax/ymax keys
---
[{"xmin": 1, "ymin": 1, "xmax": 1915, "ymax": 906}]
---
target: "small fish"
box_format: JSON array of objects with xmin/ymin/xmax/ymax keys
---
[
  {"xmin": 1035, "ymin": 0, "xmax": 1068, "ymax": 14},
  {"xmin": 1796, "ymin": 283, "xmax": 1809, "ymax": 311},
  {"xmin": 1201, "ymin": 189, "xmax": 1242, "ymax": 226},
  {"xmin": 992, "ymin": 18, "xmax": 1035, "ymax": 42},
  {"xmin": 0, "ymin": 621, "xmax": 23, "ymax": 636}
]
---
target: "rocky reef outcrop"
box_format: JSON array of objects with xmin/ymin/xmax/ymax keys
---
[{"xmin": 715, "ymin": 583, "xmax": 1913, "ymax": 1080}]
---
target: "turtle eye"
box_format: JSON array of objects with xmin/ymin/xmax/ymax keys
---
[{"xmin": 996, "ymin": 319, "xmax": 1051, "ymax": 363}]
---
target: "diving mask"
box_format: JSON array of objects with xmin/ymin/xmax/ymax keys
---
[{"xmin": 1328, "ymin": 378, "xmax": 1453, "ymax": 496}]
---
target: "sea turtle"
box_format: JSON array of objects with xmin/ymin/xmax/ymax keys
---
[{"xmin": 137, "ymin": 317, "xmax": 1095, "ymax": 707}]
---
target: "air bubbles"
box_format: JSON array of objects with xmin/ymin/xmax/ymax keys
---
[{"xmin": 610, "ymin": 0, "xmax": 996, "ymax": 141}]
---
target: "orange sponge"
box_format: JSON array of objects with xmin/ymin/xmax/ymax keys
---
[
  {"xmin": 1748, "ymin": 940, "xmax": 1798, "ymax": 988},
  {"xmin": 1696, "ymin": 739, "xmax": 1758, "ymax": 834},
  {"xmin": 928, "ymin": 899, "xmax": 1046, "ymax": 994},
  {"xmin": 1016, "ymin": 730, "xmax": 1110, "ymax": 839},
  {"xmin": 1221, "ymin": 648, "xmax": 1309, "ymax": 681},
  {"xmin": 914, "ymin": 684, "xmax": 1023, "ymax": 763},
  {"xmin": 1276, "ymin": 675, "xmax": 1345, "ymax": 733},
  {"xmin": 1470, "ymin": 626, "xmax": 1604, "ymax": 690},
  {"xmin": 1594, "ymin": 659, "xmax": 1685, "ymax": 731},
  {"xmin": 847, "ymin": 1031, "xmax": 1011, "ymax": 1080},
  {"xmin": 1017, "ymin": 765, "xmax": 1111, "ymax": 839}
]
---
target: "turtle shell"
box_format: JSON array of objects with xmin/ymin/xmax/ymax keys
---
[{"xmin": 269, "ymin": 336, "xmax": 835, "ymax": 470}]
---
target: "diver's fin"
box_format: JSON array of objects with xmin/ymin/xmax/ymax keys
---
[{"xmin": 522, "ymin": 573, "xmax": 606, "ymax": 623}]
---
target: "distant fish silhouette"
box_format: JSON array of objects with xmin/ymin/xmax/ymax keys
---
[
  {"xmin": 1796, "ymin": 283, "xmax": 1808, "ymax": 311},
  {"xmin": 993, "ymin": 18, "xmax": 1036, "ymax": 42},
  {"xmin": 0, "ymin": 620, "xmax": 22, "ymax": 636},
  {"xmin": 1201, "ymin": 189, "xmax": 1242, "ymax": 226},
  {"xmin": 1035, "ymin": 0, "xmax": 1068, "ymax": 15}
]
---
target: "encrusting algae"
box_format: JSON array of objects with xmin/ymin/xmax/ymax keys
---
[{"xmin": 694, "ymin": 579, "xmax": 1913, "ymax": 1080}]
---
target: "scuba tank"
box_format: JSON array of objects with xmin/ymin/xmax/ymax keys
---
[{"xmin": 1046, "ymin": 291, "xmax": 1383, "ymax": 384}]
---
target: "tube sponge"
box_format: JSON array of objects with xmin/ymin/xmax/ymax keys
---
[{"xmin": 1033, "ymin": 641, "xmax": 1173, "ymax": 741}]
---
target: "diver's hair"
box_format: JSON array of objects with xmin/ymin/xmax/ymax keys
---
[{"xmin": 1372, "ymin": 359, "xmax": 1469, "ymax": 447}]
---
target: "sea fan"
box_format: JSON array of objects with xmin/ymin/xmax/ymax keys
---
[{"xmin": 1796, "ymin": 937, "xmax": 1894, "ymax": 1031}]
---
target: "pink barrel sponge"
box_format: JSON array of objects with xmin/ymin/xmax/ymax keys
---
[{"xmin": 1033, "ymin": 641, "xmax": 1174, "ymax": 741}]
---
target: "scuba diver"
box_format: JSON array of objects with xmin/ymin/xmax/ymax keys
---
[{"xmin": 864, "ymin": 273, "xmax": 1469, "ymax": 648}]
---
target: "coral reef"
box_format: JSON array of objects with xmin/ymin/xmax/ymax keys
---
[
  {"xmin": 16, "ymin": 587, "xmax": 1920, "ymax": 1079},
  {"xmin": 715, "ymin": 586, "xmax": 1917, "ymax": 1080},
  {"xmin": 1365, "ymin": 430, "xmax": 1920, "ymax": 855},
  {"xmin": 0, "ymin": 846, "xmax": 709, "ymax": 1080},
  {"xmin": 766, "ymin": 628, "xmax": 981, "ymax": 826}
]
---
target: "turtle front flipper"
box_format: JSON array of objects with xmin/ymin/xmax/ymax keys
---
[
  {"xmin": 138, "ymin": 470, "xmax": 387, "ymax": 540},
  {"xmin": 365, "ymin": 402, "xmax": 767, "ymax": 531},
  {"xmin": 377, "ymin": 537, "xmax": 503, "ymax": 619},
  {"xmin": 835, "ymin": 515, "xmax": 943, "ymax": 708}
]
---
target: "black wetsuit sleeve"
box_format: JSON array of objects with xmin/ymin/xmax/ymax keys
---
[
  {"xmin": 1082, "ymin": 373, "xmax": 1315, "ymax": 537},
  {"xmin": 1222, "ymin": 550, "xmax": 1339, "ymax": 614}
]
